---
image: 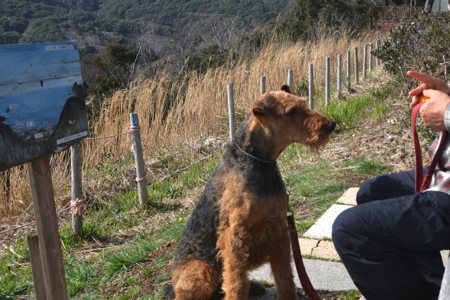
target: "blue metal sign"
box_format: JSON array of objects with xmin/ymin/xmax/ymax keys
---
[{"xmin": 0, "ymin": 41, "xmax": 88, "ymax": 171}]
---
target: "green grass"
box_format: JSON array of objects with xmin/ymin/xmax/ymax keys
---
[
  {"xmin": 65, "ymin": 256, "xmax": 98, "ymax": 297},
  {"xmin": 344, "ymin": 157, "xmax": 390, "ymax": 176},
  {"xmin": 282, "ymin": 160, "xmax": 356, "ymax": 229},
  {"xmin": 323, "ymin": 95, "xmax": 376, "ymax": 127}
]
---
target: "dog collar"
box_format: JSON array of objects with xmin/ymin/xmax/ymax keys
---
[
  {"xmin": 234, "ymin": 143, "xmax": 276, "ymax": 164},
  {"xmin": 234, "ymin": 142, "xmax": 288, "ymax": 195}
]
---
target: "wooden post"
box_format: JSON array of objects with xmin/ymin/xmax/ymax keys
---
[
  {"xmin": 369, "ymin": 42, "xmax": 373, "ymax": 71},
  {"xmin": 227, "ymin": 83, "xmax": 236, "ymax": 141},
  {"xmin": 354, "ymin": 47, "xmax": 359, "ymax": 85},
  {"xmin": 376, "ymin": 39, "xmax": 381, "ymax": 67},
  {"xmin": 71, "ymin": 143, "xmax": 83, "ymax": 236},
  {"xmin": 260, "ymin": 75, "xmax": 266, "ymax": 94},
  {"xmin": 27, "ymin": 235, "xmax": 47, "ymax": 300},
  {"xmin": 363, "ymin": 44, "xmax": 367, "ymax": 80},
  {"xmin": 337, "ymin": 54, "xmax": 342, "ymax": 99},
  {"xmin": 346, "ymin": 50, "xmax": 351, "ymax": 92},
  {"xmin": 28, "ymin": 156, "xmax": 69, "ymax": 300},
  {"xmin": 325, "ymin": 56, "xmax": 330, "ymax": 105},
  {"xmin": 308, "ymin": 63, "xmax": 314, "ymax": 110},
  {"xmin": 287, "ymin": 68, "xmax": 293, "ymax": 88},
  {"xmin": 130, "ymin": 113, "xmax": 148, "ymax": 207}
]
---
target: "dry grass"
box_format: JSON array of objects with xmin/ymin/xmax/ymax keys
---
[{"xmin": 0, "ymin": 31, "xmax": 386, "ymax": 224}]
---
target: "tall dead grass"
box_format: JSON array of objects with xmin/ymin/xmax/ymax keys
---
[{"xmin": 0, "ymin": 31, "xmax": 384, "ymax": 224}]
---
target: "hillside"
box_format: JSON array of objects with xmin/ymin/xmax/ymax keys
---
[
  {"xmin": 0, "ymin": 68, "xmax": 426, "ymax": 299},
  {"xmin": 0, "ymin": 22, "xmax": 438, "ymax": 296},
  {"xmin": 0, "ymin": 0, "xmax": 294, "ymax": 49}
]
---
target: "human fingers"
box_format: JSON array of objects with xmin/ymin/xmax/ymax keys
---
[
  {"xmin": 407, "ymin": 72, "xmax": 428, "ymax": 97},
  {"xmin": 409, "ymin": 95, "xmax": 420, "ymax": 108},
  {"xmin": 407, "ymin": 70, "xmax": 450, "ymax": 94},
  {"xmin": 407, "ymin": 70, "xmax": 436, "ymax": 84}
]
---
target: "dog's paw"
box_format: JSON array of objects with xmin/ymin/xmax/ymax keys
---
[
  {"xmin": 163, "ymin": 284, "xmax": 175, "ymax": 300},
  {"xmin": 248, "ymin": 280, "xmax": 267, "ymax": 296}
]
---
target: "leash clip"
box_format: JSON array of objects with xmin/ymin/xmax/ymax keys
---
[{"xmin": 420, "ymin": 95, "xmax": 429, "ymax": 103}]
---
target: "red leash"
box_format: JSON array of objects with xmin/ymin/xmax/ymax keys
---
[
  {"xmin": 288, "ymin": 213, "xmax": 321, "ymax": 300},
  {"xmin": 411, "ymin": 100, "xmax": 447, "ymax": 192}
]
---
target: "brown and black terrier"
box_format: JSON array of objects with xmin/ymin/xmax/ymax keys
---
[{"xmin": 165, "ymin": 85, "xmax": 335, "ymax": 300}]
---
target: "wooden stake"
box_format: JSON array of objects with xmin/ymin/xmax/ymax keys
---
[
  {"xmin": 71, "ymin": 143, "xmax": 83, "ymax": 236},
  {"xmin": 130, "ymin": 113, "xmax": 148, "ymax": 207},
  {"xmin": 227, "ymin": 84, "xmax": 236, "ymax": 141},
  {"xmin": 27, "ymin": 235, "xmax": 47, "ymax": 300},
  {"xmin": 28, "ymin": 156, "xmax": 69, "ymax": 300}
]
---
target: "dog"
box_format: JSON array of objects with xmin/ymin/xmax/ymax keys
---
[{"xmin": 165, "ymin": 85, "xmax": 335, "ymax": 300}]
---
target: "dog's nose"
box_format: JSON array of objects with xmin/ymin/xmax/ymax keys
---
[{"xmin": 326, "ymin": 121, "xmax": 336, "ymax": 133}]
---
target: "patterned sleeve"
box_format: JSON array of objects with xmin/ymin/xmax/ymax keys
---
[{"xmin": 445, "ymin": 103, "xmax": 450, "ymax": 133}]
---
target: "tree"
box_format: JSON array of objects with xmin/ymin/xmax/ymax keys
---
[
  {"xmin": 373, "ymin": 12, "xmax": 450, "ymax": 88},
  {"xmin": 82, "ymin": 40, "xmax": 138, "ymax": 96},
  {"xmin": 277, "ymin": 0, "xmax": 371, "ymax": 41}
]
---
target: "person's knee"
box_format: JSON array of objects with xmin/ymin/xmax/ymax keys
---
[
  {"xmin": 356, "ymin": 179, "xmax": 372, "ymax": 204},
  {"xmin": 356, "ymin": 175, "xmax": 388, "ymax": 204},
  {"xmin": 332, "ymin": 209, "xmax": 356, "ymax": 252}
]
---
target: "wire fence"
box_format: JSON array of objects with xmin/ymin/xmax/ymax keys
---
[{"xmin": 0, "ymin": 38, "xmax": 384, "ymax": 240}]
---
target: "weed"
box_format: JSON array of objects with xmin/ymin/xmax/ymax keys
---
[
  {"xmin": 104, "ymin": 239, "xmax": 156, "ymax": 278},
  {"xmin": 345, "ymin": 157, "xmax": 390, "ymax": 176},
  {"xmin": 65, "ymin": 256, "xmax": 97, "ymax": 297},
  {"xmin": 323, "ymin": 95, "xmax": 375, "ymax": 128}
]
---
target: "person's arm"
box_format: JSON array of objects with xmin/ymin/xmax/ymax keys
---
[{"xmin": 445, "ymin": 103, "xmax": 450, "ymax": 133}]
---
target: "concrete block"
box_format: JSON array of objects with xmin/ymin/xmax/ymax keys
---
[
  {"xmin": 336, "ymin": 187, "xmax": 359, "ymax": 206},
  {"xmin": 303, "ymin": 204, "xmax": 352, "ymax": 240}
]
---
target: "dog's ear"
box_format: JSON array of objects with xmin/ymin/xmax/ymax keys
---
[
  {"xmin": 279, "ymin": 85, "xmax": 292, "ymax": 94},
  {"xmin": 252, "ymin": 95, "xmax": 284, "ymax": 118}
]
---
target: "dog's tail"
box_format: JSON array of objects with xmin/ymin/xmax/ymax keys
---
[{"xmin": 164, "ymin": 284, "xmax": 175, "ymax": 300}]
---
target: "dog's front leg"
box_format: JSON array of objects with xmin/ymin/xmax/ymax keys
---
[
  {"xmin": 269, "ymin": 229, "xmax": 297, "ymax": 300},
  {"xmin": 218, "ymin": 225, "xmax": 250, "ymax": 300}
]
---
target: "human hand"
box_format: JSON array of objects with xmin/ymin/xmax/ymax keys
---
[
  {"xmin": 419, "ymin": 89, "xmax": 450, "ymax": 132},
  {"xmin": 407, "ymin": 70, "xmax": 450, "ymax": 108}
]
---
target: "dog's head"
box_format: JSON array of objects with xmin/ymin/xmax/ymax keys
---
[{"xmin": 250, "ymin": 85, "xmax": 335, "ymax": 156}]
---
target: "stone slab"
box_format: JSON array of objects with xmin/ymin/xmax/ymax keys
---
[
  {"xmin": 336, "ymin": 187, "xmax": 359, "ymax": 206},
  {"xmin": 249, "ymin": 258, "xmax": 356, "ymax": 292},
  {"xmin": 303, "ymin": 204, "xmax": 352, "ymax": 240},
  {"xmin": 299, "ymin": 238, "xmax": 340, "ymax": 261}
]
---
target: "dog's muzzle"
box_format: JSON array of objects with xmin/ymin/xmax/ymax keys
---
[{"xmin": 326, "ymin": 121, "xmax": 336, "ymax": 133}]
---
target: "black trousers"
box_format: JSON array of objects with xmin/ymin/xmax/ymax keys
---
[{"xmin": 332, "ymin": 169, "xmax": 450, "ymax": 300}]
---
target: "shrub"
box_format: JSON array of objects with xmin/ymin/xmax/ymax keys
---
[
  {"xmin": 276, "ymin": 0, "xmax": 371, "ymax": 42},
  {"xmin": 373, "ymin": 12, "xmax": 450, "ymax": 89}
]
